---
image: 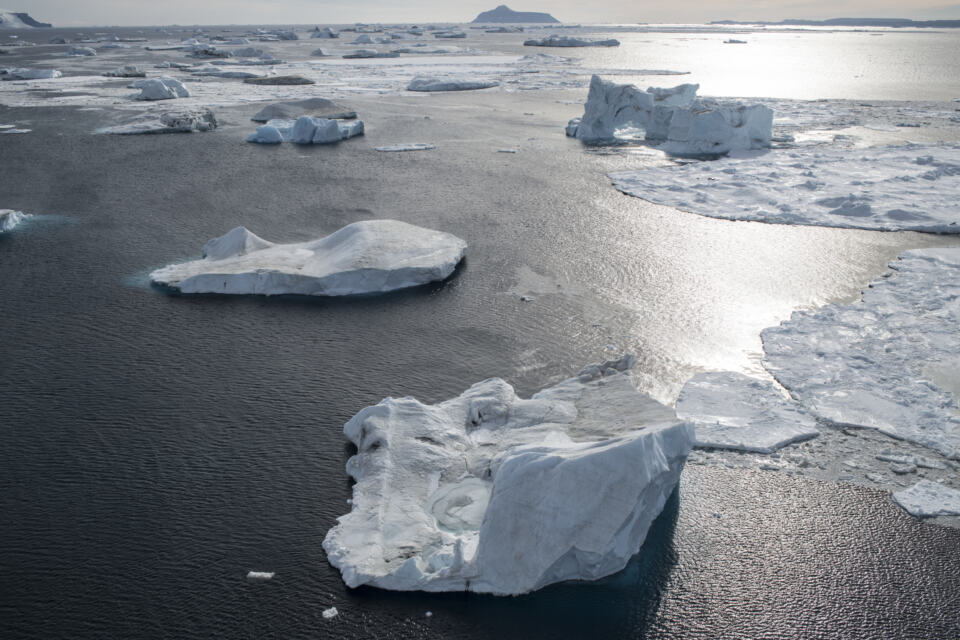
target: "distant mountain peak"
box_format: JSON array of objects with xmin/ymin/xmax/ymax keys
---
[{"xmin": 471, "ymin": 5, "xmax": 560, "ymax": 23}]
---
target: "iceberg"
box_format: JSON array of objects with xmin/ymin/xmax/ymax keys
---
[
  {"xmin": 323, "ymin": 355, "xmax": 694, "ymax": 595},
  {"xmin": 676, "ymin": 372, "xmax": 819, "ymax": 453},
  {"xmin": 608, "ymin": 144, "xmax": 960, "ymax": 233},
  {"xmin": 150, "ymin": 220, "xmax": 467, "ymax": 296},
  {"xmin": 407, "ymin": 76, "xmax": 499, "ymax": 92},
  {"xmin": 567, "ymin": 75, "xmax": 771, "ymax": 155},
  {"xmin": 1, "ymin": 209, "xmax": 27, "ymax": 232},
  {"xmin": 311, "ymin": 26, "xmax": 339, "ymax": 39},
  {"xmin": 322, "ymin": 607, "xmax": 338, "ymax": 619},
  {"xmin": 762, "ymin": 248, "xmax": 960, "ymax": 459},
  {"xmin": 893, "ymin": 481, "xmax": 960, "ymax": 518},
  {"xmin": 97, "ymin": 109, "xmax": 217, "ymax": 135},
  {"xmin": 0, "ymin": 10, "xmax": 51, "ymax": 28},
  {"xmin": 524, "ymin": 35, "xmax": 619, "ymax": 47},
  {"xmin": 246, "ymin": 571, "xmax": 274, "ymax": 580},
  {"xmin": 104, "ymin": 65, "xmax": 145, "ymax": 78},
  {"xmin": 251, "ymin": 98, "xmax": 356, "ymax": 122},
  {"xmin": 2, "ymin": 67, "xmax": 61, "ymax": 80},
  {"xmin": 246, "ymin": 116, "xmax": 363, "ymax": 145},
  {"xmin": 471, "ymin": 5, "xmax": 559, "ymax": 23},
  {"xmin": 434, "ymin": 31, "xmax": 467, "ymax": 39},
  {"xmin": 133, "ymin": 76, "xmax": 189, "ymax": 100},
  {"xmin": 66, "ymin": 46, "xmax": 96, "ymax": 56}
]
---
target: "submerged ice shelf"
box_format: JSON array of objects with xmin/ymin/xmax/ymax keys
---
[
  {"xmin": 609, "ymin": 143, "xmax": 960, "ymax": 233},
  {"xmin": 323, "ymin": 355, "xmax": 694, "ymax": 595},
  {"xmin": 150, "ymin": 220, "xmax": 466, "ymax": 296}
]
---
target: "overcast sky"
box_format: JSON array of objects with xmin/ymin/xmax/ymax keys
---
[{"xmin": 13, "ymin": 0, "xmax": 960, "ymax": 27}]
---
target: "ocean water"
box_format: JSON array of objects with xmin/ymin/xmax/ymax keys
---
[{"xmin": 1, "ymin": 25, "xmax": 960, "ymax": 639}]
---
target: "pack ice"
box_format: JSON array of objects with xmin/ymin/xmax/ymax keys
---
[
  {"xmin": 567, "ymin": 75, "xmax": 772, "ymax": 156},
  {"xmin": 323, "ymin": 355, "xmax": 694, "ymax": 595},
  {"xmin": 150, "ymin": 220, "xmax": 466, "ymax": 296},
  {"xmin": 609, "ymin": 144, "xmax": 960, "ymax": 233}
]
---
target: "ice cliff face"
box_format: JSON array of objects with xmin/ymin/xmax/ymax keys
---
[
  {"xmin": 323, "ymin": 355, "xmax": 694, "ymax": 595},
  {"xmin": 150, "ymin": 220, "xmax": 466, "ymax": 296},
  {"xmin": 567, "ymin": 75, "xmax": 772, "ymax": 156}
]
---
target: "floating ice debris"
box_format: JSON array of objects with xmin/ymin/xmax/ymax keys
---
[
  {"xmin": 676, "ymin": 372, "xmax": 819, "ymax": 454},
  {"xmin": 243, "ymin": 75, "xmax": 314, "ymax": 86},
  {"xmin": 608, "ymin": 143, "xmax": 960, "ymax": 232},
  {"xmin": 485, "ymin": 26, "xmax": 524, "ymax": 33},
  {"xmin": 342, "ymin": 49, "xmax": 399, "ymax": 59},
  {"xmin": 762, "ymin": 248, "xmax": 960, "ymax": 458},
  {"xmin": 229, "ymin": 46, "xmax": 263, "ymax": 57},
  {"xmin": 392, "ymin": 46, "xmax": 462, "ymax": 55},
  {"xmin": 568, "ymin": 75, "xmax": 772, "ymax": 155},
  {"xmin": 520, "ymin": 295, "xmax": 534, "ymax": 301},
  {"xmin": 150, "ymin": 220, "xmax": 466, "ymax": 297},
  {"xmin": 246, "ymin": 116, "xmax": 363, "ymax": 145},
  {"xmin": 407, "ymin": 76, "xmax": 499, "ymax": 92},
  {"xmin": 154, "ymin": 60, "xmax": 192, "ymax": 69},
  {"xmin": 524, "ymin": 35, "xmax": 619, "ymax": 47},
  {"xmin": 322, "ymin": 607, "xmax": 339, "ymax": 619},
  {"xmin": 66, "ymin": 46, "xmax": 96, "ymax": 56},
  {"xmin": 310, "ymin": 48, "xmax": 331, "ymax": 56},
  {"xmin": 322, "ymin": 355, "xmax": 694, "ymax": 595},
  {"xmin": 1, "ymin": 209, "xmax": 28, "ymax": 232},
  {"xmin": 0, "ymin": 127, "xmax": 29, "ymax": 133},
  {"xmin": 97, "ymin": 109, "xmax": 217, "ymax": 135},
  {"xmin": 375, "ymin": 143, "xmax": 436, "ymax": 152},
  {"xmin": 251, "ymin": 98, "xmax": 356, "ymax": 122},
  {"xmin": 133, "ymin": 76, "xmax": 189, "ymax": 100},
  {"xmin": 246, "ymin": 571, "xmax": 274, "ymax": 580},
  {"xmin": 893, "ymin": 481, "xmax": 960, "ymax": 517},
  {"xmin": 272, "ymin": 30, "xmax": 298, "ymax": 41},
  {"xmin": 104, "ymin": 65, "xmax": 144, "ymax": 78},
  {"xmin": 2, "ymin": 67, "xmax": 61, "ymax": 80},
  {"xmin": 310, "ymin": 26, "xmax": 339, "ymax": 39}
]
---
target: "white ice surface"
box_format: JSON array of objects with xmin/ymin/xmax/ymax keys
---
[
  {"xmin": 524, "ymin": 35, "xmax": 619, "ymax": 47},
  {"xmin": 150, "ymin": 220, "xmax": 466, "ymax": 296},
  {"xmin": 3, "ymin": 68, "xmax": 61, "ymax": 80},
  {"xmin": 322, "ymin": 607, "xmax": 339, "ymax": 619},
  {"xmin": 407, "ymin": 76, "xmax": 499, "ymax": 92},
  {"xmin": 246, "ymin": 116, "xmax": 363, "ymax": 144},
  {"xmin": 323, "ymin": 355, "xmax": 694, "ymax": 595},
  {"xmin": 134, "ymin": 76, "xmax": 189, "ymax": 101},
  {"xmin": 609, "ymin": 144, "xmax": 960, "ymax": 233},
  {"xmin": 676, "ymin": 372, "xmax": 819, "ymax": 453},
  {"xmin": 66, "ymin": 46, "xmax": 96, "ymax": 57},
  {"xmin": 0, "ymin": 209, "xmax": 28, "ymax": 232},
  {"xmin": 893, "ymin": 481, "xmax": 960, "ymax": 517},
  {"xmin": 762, "ymin": 248, "xmax": 960, "ymax": 459},
  {"xmin": 245, "ymin": 571, "xmax": 274, "ymax": 580}
]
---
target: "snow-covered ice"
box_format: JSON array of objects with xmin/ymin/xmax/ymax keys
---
[
  {"xmin": 1, "ymin": 209, "xmax": 28, "ymax": 232},
  {"xmin": 133, "ymin": 77, "xmax": 189, "ymax": 101},
  {"xmin": 676, "ymin": 372, "xmax": 819, "ymax": 453},
  {"xmin": 322, "ymin": 355, "xmax": 694, "ymax": 595},
  {"xmin": 246, "ymin": 116, "xmax": 364, "ymax": 145},
  {"xmin": 97, "ymin": 109, "xmax": 217, "ymax": 135},
  {"xmin": 524, "ymin": 35, "xmax": 620, "ymax": 47},
  {"xmin": 375, "ymin": 143, "xmax": 436, "ymax": 152},
  {"xmin": 150, "ymin": 220, "xmax": 466, "ymax": 296},
  {"xmin": 893, "ymin": 481, "xmax": 960, "ymax": 517},
  {"xmin": 322, "ymin": 607, "xmax": 339, "ymax": 619},
  {"xmin": 761, "ymin": 248, "xmax": 960, "ymax": 459},
  {"xmin": 407, "ymin": 76, "xmax": 499, "ymax": 92},
  {"xmin": 609, "ymin": 144, "xmax": 960, "ymax": 232}
]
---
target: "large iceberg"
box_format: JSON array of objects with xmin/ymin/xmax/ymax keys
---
[
  {"xmin": 323, "ymin": 355, "xmax": 694, "ymax": 595},
  {"xmin": 407, "ymin": 76, "xmax": 499, "ymax": 92},
  {"xmin": 609, "ymin": 144, "xmax": 960, "ymax": 233},
  {"xmin": 1, "ymin": 209, "xmax": 27, "ymax": 232},
  {"xmin": 760, "ymin": 248, "xmax": 960, "ymax": 459},
  {"xmin": 524, "ymin": 35, "xmax": 619, "ymax": 47},
  {"xmin": 567, "ymin": 75, "xmax": 771, "ymax": 155},
  {"xmin": 150, "ymin": 220, "xmax": 466, "ymax": 296},
  {"xmin": 246, "ymin": 116, "xmax": 364, "ymax": 145}
]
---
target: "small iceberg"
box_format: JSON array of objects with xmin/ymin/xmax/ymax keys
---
[
  {"xmin": 322, "ymin": 607, "xmax": 339, "ymax": 619},
  {"xmin": 133, "ymin": 76, "xmax": 189, "ymax": 100},
  {"xmin": 310, "ymin": 26, "xmax": 339, "ymax": 39},
  {"xmin": 246, "ymin": 115, "xmax": 363, "ymax": 145},
  {"xmin": 524, "ymin": 35, "xmax": 619, "ymax": 47},
  {"xmin": 246, "ymin": 571, "xmax": 274, "ymax": 580},
  {"xmin": 893, "ymin": 481, "xmax": 960, "ymax": 518},
  {"xmin": 97, "ymin": 109, "xmax": 217, "ymax": 135},
  {"xmin": 150, "ymin": 220, "xmax": 467, "ymax": 296},
  {"xmin": 1, "ymin": 209, "xmax": 28, "ymax": 232},
  {"xmin": 375, "ymin": 143, "xmax": 436, "ymax": 152},
  {"xmin": 323, "ymin": 355, "xmax": 694, "ymax": 595},
  {"xmin": 66, "ymin": 46, "xmax": 96, "ymax": 56},
  {"xmin": 104, "ymin": 65, "xmax": 145, "ymax": 78},
  {"xmin": 407, "ymin": 76, "xmax": 499, "ymax": 92},
  {"xmin": 2, "ymin": 67, "xmax": 61, "ymax": 80}
]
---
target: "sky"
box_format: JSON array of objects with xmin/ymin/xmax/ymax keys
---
[{"xmin": 10, "ymin": 0, "xmax": 960, "ymax": 27}]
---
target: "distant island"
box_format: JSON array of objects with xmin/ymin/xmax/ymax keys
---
[
  {"xmin": 0, "ymin": 9, "xmax": 52, "ymax": 28},
  {"xmin": 472, "ymin": 5, "xmax": 559, "ymax": 23},
  {"xmin": 711, "ymin": 17, "xmax": 960, "ymax": 28}
]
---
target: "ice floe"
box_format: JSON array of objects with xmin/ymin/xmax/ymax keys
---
[
  {"xmin": 133, "ymin": 76, "xmax": 189, "ymax": 100},
  {"xmin": 66, "ymin": 46, "xmax": 96, "ymax": 56},
  {"xmin": 150, "ymin": 220, "xmax": 466, "ymax": 296},
  {"xmin": 322, "ymin": 607, "xmax": 339, "ymax": 619},
  {"xmin": 246, "ymin": 571, "xmax": 274, "ymax": 580},
  {"xmin": 375, "ymin": 143, "xmax": 436, "ymax": 152},
  {"xmin": 246, "ymin": 116, "xmax": 363, "ymax": 145},
  {"xmin": 2, "ymin": 67, "xmax": 61, "ymax": 80},
  {"xmin": 322, "ymin": 355, "xmax": 694, "ymax": 595},
  {"xmin": 104, "ymin": 65, "xmax": 145, "ymax": 78},
  {"xmin": 609, "ymin": 143, "xmax": 960, "ymax": 232},
  {"xmin": 310, "ymin": 27, "xmax": 339, "ymax": 39},
  {"xmin": 524, "ymin": 35, "xmax": 620, "ymax": 47},
  {"xmin": 1, "ymin": 209, "xmax": 28, "ymax": 232},
  {"xmin": 407, "ymin": 76, "xmax": 499, "ymax": 92},
  {"xmin": 97, "ymin": 109, "xmax": 217, "ymax": 135},
  {"xmin": 251, "ymin": 98, "xmax": 356, "ymax": 122},
  {"xmin": 893, "ymin": 481, "xmax": 960, "ymax": 517},
  {"xmin": 676, "ymin": 372, "xmax": 819, "ymax": 453}
]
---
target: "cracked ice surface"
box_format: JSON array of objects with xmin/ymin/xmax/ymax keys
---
[
  {"xmin": 323, "ymin": 355, "xmax": 694, "ymax": 595},
  {"xmin": 762, "ymin": 248, "xmax": 960, "ymax": 459},
  {"xmin": 893, "ymin": 480, "xmax": 960, "ymax": 517},
  {"xmin": 609, "ymin": 143, "xmax": 960, "ymax": 233}
]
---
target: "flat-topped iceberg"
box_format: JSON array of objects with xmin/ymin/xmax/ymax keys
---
[
  {"xmin": 246, "ymin": 116, "xmax": 364, "ymax": 145},
  {"xmin": 407, "ymin": 76, "xmax": 499, "ymax": 92},
  {"xmin": 676, "ymin": 372, "xmax": 819, "ymax": 453},
  {"xmin": 133, "ymin": 76, "xmax": 189, "ymax": 100},
  {"xmin": 609, "ymin": 144, "xmax": 960, "ymax": 233},
  {"xmin": 97, "ymin": 109, "xmax": 217, "ymax": 135},
  {"xmin": 524, "ymin": 35, "xmax": 619, "ymax": 47},
  {"xmin": 66, "ymin": 46, "xmax": 96, "ymax": 56},
  {"xmin": 893, "ymin": 481, "xmax": 960, "ymax": 518},
  {"xmin": 568, "ymin": 75, "xmax": 771, "ymax": 156},
  {"xmin": 150, "ymin": 220, "xmax": 466, "ymax": 296},
  {"xmin": 323, "ymin": 355, "xmax": 694, "ymax": 595},
  {"xmin": 762, "ymin": 248, "xmax": 960, "ymax": 459},
  {"xmin": 1, "ymin": 209, "xmax": 27, "ymax": 232}
]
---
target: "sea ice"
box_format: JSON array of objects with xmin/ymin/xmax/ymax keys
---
[
  {"xmin": 97, "ymin": 109, "xmax": 217, "ymax": 135},
  {"xmin": 322, "ymin": 355, "xmax": 694, "ymax": 595},
  {"xmin": 762, "ymin": 248, "xmax": 960, "ymax": 458},
  {"xmin": 524, "ymin": 35, "xmax": 620, "ymax": 47},
  {"xmin": 134, "ymin": 77, "xmax": 189, "ymax": 101},
  {"xmin": 676, "ymin": 372, "xmax": 819, "ymax": 453},
  {"xmin": 407, "ymin": 76, "xmax": 499, "ymax": 92},
  {"xmin": 104, "ymin": 65, "xmax": 144, "ymax": 78},
  {"xmin": 251, "ymin": 98, "xmax": 356, "ymax": 122},
  {"xmin": 1, "ymin": 209, "xmax": 27, "ymax": 232},
  {"xmin": 246, "ymin": 116, "xmax": 364, "ymax": 145},
  {"xmin": 892, "ymin": 481, "xmax": 960, "ymax": 517},
  {"xmin": 322, "ymin": 607, "xmax": 339, "ymax": 619},
  {"xmin": 608, "ymin": 143, "xmax": 960, "ymax": 232},
  {"xmin": 375, "ymin": 143, "xmax": 436, "ymax": 152},
  {"xmin": 150, "ymin": 220, "xmax": 466, "ymax": 296}
]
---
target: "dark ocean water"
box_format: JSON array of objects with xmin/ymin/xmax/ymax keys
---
[{"xmin": 1, "ymin": 88, "xmax": 959, "ymax": 638}]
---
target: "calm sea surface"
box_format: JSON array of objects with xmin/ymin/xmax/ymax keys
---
[{"xmin": 1, "ymin": 26, "xmax": 959, "ymax": 639}]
